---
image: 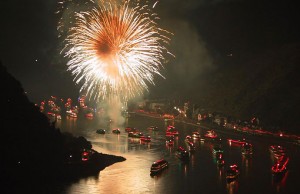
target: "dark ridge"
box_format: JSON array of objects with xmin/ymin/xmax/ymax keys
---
[
  {"xmin": 0, "ymin": 61, "xmax": 125, "ymax": 193},
  {"xmin": 191, "ymin": 42, "xmax": 300, "ymax": 135}
]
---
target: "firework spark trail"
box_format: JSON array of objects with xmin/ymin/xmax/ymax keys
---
[{"xmin": 59, "ymin": 0, "xmax": 172, "ymax": 101}]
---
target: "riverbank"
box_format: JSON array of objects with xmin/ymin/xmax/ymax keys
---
[
  {"xmin": 63, "ymin": 152, "xmax": 126, "ymax": 178},
  {"xmin": 134, "ymin": 110, "xmax": 300, "ymax": 146},
  {"xmin": 2, "ymin": 151, "xmax": 126, "ymax": 194}
]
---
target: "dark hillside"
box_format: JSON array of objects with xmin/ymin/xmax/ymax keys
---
[
  {"xmin": 196, "ymin": 43, "xmax": 300, "ymax": 134},
  {"xmin": 0, "ymin": 61, "xmax": 125, "ymax": 193}
]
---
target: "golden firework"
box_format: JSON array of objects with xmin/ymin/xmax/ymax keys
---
[{"xmin": 60, "ymin": 0, "xmax": 172, "ymax": 101}]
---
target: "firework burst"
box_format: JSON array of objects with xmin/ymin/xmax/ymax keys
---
[{"xmin": 59, "ymin": 0, "xmax": 172, "ymax": 101}]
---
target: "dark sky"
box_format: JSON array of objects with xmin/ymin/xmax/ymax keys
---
[{"xmin": 1, "ymin": 0, "xmax": 299, "ymax": 103}]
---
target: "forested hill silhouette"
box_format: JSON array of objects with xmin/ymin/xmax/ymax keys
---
[
  {"xmin": 0, "ymin": 62, "xmax": 125, "ymax": 193},
  {"xmin": 192, "ymin": 43, "xmax": 300, "ymax": 135}
]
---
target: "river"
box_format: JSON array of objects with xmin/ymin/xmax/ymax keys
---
[{"xmin": 53, "ymin": 113, "xmax": 299, "ymax": 194}]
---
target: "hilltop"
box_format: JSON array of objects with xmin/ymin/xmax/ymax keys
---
[{"xmin": 0, "ymin": 62, "xmax": 125, "ymax": 193}]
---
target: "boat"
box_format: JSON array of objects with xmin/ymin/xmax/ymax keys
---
[
  {"xmin": 185, "ymin": 135, "xmax": 192, "ymax": 142},
  {"xmin": 125, "ymin": 127, "xmax": 137, "ymax": 133},
  {"xmin": 81, "ymin": 149, "xmax": 95, "ymax": 162},
  {"xmin": 69, "ymin": 112, "xmax": 78, "ymax": 118},
  {"xmin": 85, "ymin": 112, "xmax": 93, "ymax": 118},
  {"xmin": 227, "ymin": 138, "xmax": 246, "ymax": 146},
  {"xmin": 150, "ymin": 159, "xmax": 168, "ymax": 176},
  {"xmin": 192, "ymin": 132, "xmax": 200, "ymax": 139},
  {"xmin": 167, "ymin": 125, "xmax": 175, "ymax": 130},
  {"xmin": 166, "ymin": 136, "xmax": 175, "ymax": 146},
  {"xmin": 56, "ymin": 114, "xmax": 62, "ymax": 120},
  {"xmin": 200, "ymin": 137, "xmax": 205, "ymax": 142},
  {"xmin": 163, "ymin": 114, "xmax": 174, "ymax": 120},
  {"xmin": 66, "ymin": 110, "xmax": 77, "ymax": 118},
  {"xmin": 270, "ymin": 145, "xmax": 286, "ymax": 159},
  {"xmin": 241, "ymin": 142, "xmax": 253, "ymax": 156},
  {"xmin": 96, "ymin": 129, "xmax": 106, "ymax": 134},
  {"xmin": 81, "ymin": 151, "xmax": 90, "ymax": 161},
  {"xmin": 112, "ymin": 128, "xmax": 121, "ymax": 134},
  {"xmin": 270, "ymin": 145, "xmax": 285, "ymax": 153},
  {"xmin": 216, "ymin": 153, "xmax": 225, "ymax": 167},
  {"xmin": 213, "ymin": 146, "xmax": 224, "ymax": 154},
  {"xmin": 140, "ymin": 136, "xmax": 151, "ymax": 142},
  {"xmin": 128, "ymin": 132, "xmax": 143, "ymax": 138},
  {"xmin": 166, "ymin": 126, "xmax": 179, "ymax": 136},
  {"xmin": 47, "ymin": 112, "xmax": 56, "ymax": 118},
  {"xmin": 226, "ymin": 164, "xmax": 240, "ymax": 182},
  {"xmin": 204, "ymin": 130, "xmax": 217, "ymax": 139},
  {"xmin": 176, "ymin": 146, "xmax": 189, "ymax": 161},
  {"xmin": 147, "ymin": 126, "xmax": 159, "ymax": 130},
  {"xmin": 272, "ymin": 156, "xmax": 289, "ymax": 176},
  {"xmin": 187, "ymin": 141, "xmax": 196, "ymax": 152},
  {"xmin": 166, "ymin": 139, "xmax": 174, "ymax": 146}
]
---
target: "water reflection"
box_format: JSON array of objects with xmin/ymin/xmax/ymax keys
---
[
  {"xmin": 55, "ymin": 114, "xmax": 299, "ymax": 194},
  {"xmin": 241, "ymin": 156, "xmax": 252, "ymax": 176},
  {"xmin": 226, "ymin": 180, "xmax": 239, "ymax": 194},
  {"xmin": 272, "ymin": 171, "xmax": 288, "ymax": 193},
  {"xmin": 190, "ymin": 154, "xmax": 196, "ymax": 168},
  {"xmin": 65, "ymin": 175, "xmax": 99, "ymax": 194},
  {"xmin": 97, "ymin": 157, "xmax": 154, "ymax": 194},
  {"xmin": 217, "ymin": 167, "xmax": 224, "ymax": 182}
]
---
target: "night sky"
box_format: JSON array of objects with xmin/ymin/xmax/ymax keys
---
[{"xmin": 1, "ymin": 0, "xmax": 299, "ymax": 103}]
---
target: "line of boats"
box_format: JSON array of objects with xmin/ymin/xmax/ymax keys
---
[
  {"xmin": 96, "ymin": 126, "xmax": 155, "ymax": 143},
  {"xmin": 96, "ymin": 128, "xmax": 120, "ymax": 134},
  {"xmin": 158, "ymin": 127, "xmax": 242, "ymax": 181},
  {"xmin": 183, "ymin": 130, "xmax": 290, "ymax": 182},
  {"xmin": 96, "ymin": 124, "xmax": 290, "ymax": 181},
  {"xmin": 151, "ymin": 128, "xmax": 224, "ymax": 177}
]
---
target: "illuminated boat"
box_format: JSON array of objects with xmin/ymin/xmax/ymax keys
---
[
  {"xmin": 85, "ymin": 112, "xmax": 93, "ymax": 118},
  {"xmin": 187, "ymin": 141, "xmax": 195, "ymax": 152},
  {"xmin": 96, "ymin": 129, "xmax": 106, "ymax": 134},
  {"xmin": 140, "ymin": 135, "xmax": 151, "ymax": 142},
  {"xmin": 81, "ymin": 150, "xmax": 91, "ymax": 161},
  {"xmin": 270, "ymin": 145, "xmax": 285, "ymax": 153},
  {"xmin": 167, "ymin": 125, "xmax": 175, "ymax": 130},
  {"xmin": 241, "ymin": 142, "xmax": 253, "ymax": 156},
  {"xmin": 163, "ymin": 114, "xmax": 174, "ymax": 120},
  {"xmin": 128, "ymin": 132, "xmax": 143, "ymax": 138},
  {"xmin": 204, "ymin": 130, "xmax": 217, "ymax": 139},
  {"xmin": 112, "ymin": 128, "xmax": 121, "ymax": 134},
  {"xmin": 56, "ymin": 114, "xmax": 62, "ymax": 120},
  {"xmin": 192, "ymin": 132, "xmax": 200, "ymax": 139},
  {"xmin": 185, "ymin": 135, "xmax": 192, "ymax": 142},
  {"xmin": 216, "ymin": 153, "xmax": 225, "ymax": 166},
  {"xmin": 176, "ymin": 146, "xmax": 189, "ymax": 161},
  {"xmin": 47, "ymin": 112, "xmax": 56, "ymax": 118},
  {"xmin": 213, "ymin": 146, "xmax": 224, "ymax": 154},
  {"xmin": 166, "ymin": 135, "xmax": 175, "ymax": 146},
  {"xmin": 166, "ymin": 139, "xmax": 174, "ymax": 146},
  {"xmin": 125, "ymin": 127, "xmax": 137, "ymax": 133},
  {"xmin": 227, "ymin": 138, "xmax": 246, "ymax": 146},
  {"xmin": 166, "ymin": 126, "xmax": 179, "ymax": 136},
  {"xmin": 200, "ymin": 137, "xmax": 205, "ymax": 142},
  {"xmin": 150, "ymin": 159, "xmax": 168, "ymax": 176},
  {"xmin": 226, "ymin": 164, "xmax": 240, "ymax": 182},
  {"xmin": 272, "ymin": 156, "xmax": 289, "ymax": 176},
  {"xmin": 270, "ymin": 145, "xmax": 286, "ymax": 159},
  {"xmin": 68, "ymin": 112, "xmax": 77, "ymax": 118},
  {"xmin": 147, "ymin": 126, "xmax": 159, "ymax": 130}
]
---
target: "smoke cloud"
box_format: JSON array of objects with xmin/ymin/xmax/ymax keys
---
[{"xmin": 148, "ymin": 0, "xmax": 215, "ymax": 96}]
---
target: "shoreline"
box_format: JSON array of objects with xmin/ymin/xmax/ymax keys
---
[{"xmin": 134, "ymin": 110, "xmax": 300, "ymax": 146}]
